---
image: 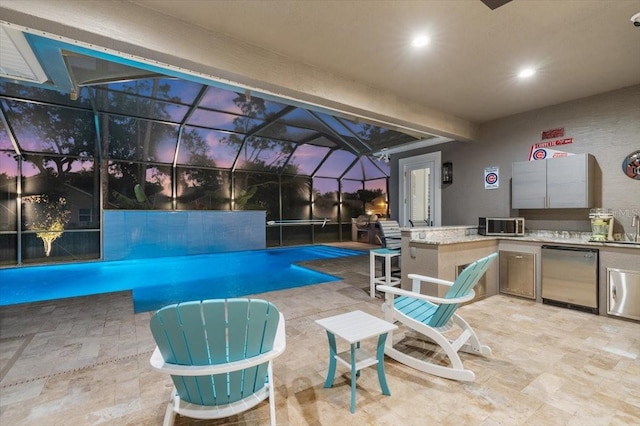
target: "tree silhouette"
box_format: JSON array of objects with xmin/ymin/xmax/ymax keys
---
[
  {"xmin": 1, "ymin": 88, "xmax": 96, "ymax": 176},
  {"xmin": 222, "ymin": 94, "xmax": 294, "ymax": 168},
  {"xmin": 94, "ymin": 79, "xmax": 210, "ymax": 208},
  {"xmin": 221, "ymin": 93, "xmax": 303, "ymax": 215}
]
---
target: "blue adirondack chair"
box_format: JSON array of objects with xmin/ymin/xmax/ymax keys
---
[
  {"xmin": 149, "ymin": 298, "xmax": 286, "ymax": 426},
  {"xmin": 377, "ymin": 252, "xmax": 497, "ymax": 381}
]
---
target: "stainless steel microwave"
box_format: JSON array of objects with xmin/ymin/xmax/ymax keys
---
[{"xmin": 478, "ymin": 217, "xmax": 525, "ymax": 236}]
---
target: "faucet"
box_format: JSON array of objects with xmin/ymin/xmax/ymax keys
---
[{"xmin": 633, "ymin": 215, "xmax": 640, "ymax": 242}]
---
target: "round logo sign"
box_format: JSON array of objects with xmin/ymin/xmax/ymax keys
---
[
  {"xmin": 533, "ymin": 149, "xmax": 547, "ymax": 160},
  {"xmin": 622, "ymin": 150, "xmax": 640, "ymax": 180},
  {"xmin": 485, "ymin": 173, "xmax": 498, "ymax": 184}
]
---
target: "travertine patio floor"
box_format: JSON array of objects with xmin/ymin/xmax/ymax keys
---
[{"xmin": 1, "ymin": 243, "xmax": 639, "ymax": 425}]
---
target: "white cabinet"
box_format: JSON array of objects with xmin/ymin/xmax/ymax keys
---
[{"xmin": 512, "ymin": 153, "xmax": 595, "ymax": 209}]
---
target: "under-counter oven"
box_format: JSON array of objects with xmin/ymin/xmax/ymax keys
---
[{"xmin": 541, "ymin": 245, "xmax": 599, "ymax": 314}]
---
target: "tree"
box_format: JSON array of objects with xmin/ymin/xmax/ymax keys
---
[
  {"xmin": 222, "ymin": 94, "xmax": 292, "ymax": 168},
  {"xmin": 22, "ymin": 195, "xmax": 71, "ymax": 257},
  {"xmin": 220, "ymin": 94, "xmax": 302, "ymax": 214},
  {"xmin": 1, "ymin": 84, "xmax": 96, "ymax": 177},
  {"xmin": 94, "ymin": 79, "xmax": 211, "ymax": 209}
]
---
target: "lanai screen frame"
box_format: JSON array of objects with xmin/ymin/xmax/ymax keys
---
[{"xmin": 0, "ymin": 47, "xmax": 410, "ymax": 264}]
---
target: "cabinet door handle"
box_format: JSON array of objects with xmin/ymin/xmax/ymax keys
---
[
  {"xmin": 515, "ymin": 256, "xmax": 523, "ymax": 259},
  {"xmin": 611, "ymin": 284, "xmax": 617, "ymax": 301}
]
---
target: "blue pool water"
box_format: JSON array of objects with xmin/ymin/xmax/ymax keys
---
[{"xmin": 0, "ymin": 245, "xmax": 364, "ymax": 313}]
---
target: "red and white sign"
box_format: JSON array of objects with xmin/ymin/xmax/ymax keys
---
[
  {"xmin": 529, "ymin": 148, "xmax": 574, "ymax": 161},
  {"xmin": 529, "ymin": 138, "xmax": 574, "ymax": 161},
  {"xmin": 541, "ymin": 128, "xmax": 564, "ymax": 140}
]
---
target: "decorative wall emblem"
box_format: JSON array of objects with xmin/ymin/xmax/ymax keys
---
[{"xmin": 622, "ymin": 150, "xmax": 640, "ymax": 180}]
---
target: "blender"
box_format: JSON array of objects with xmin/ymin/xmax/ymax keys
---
[{"xmin": 589, "ymin": 208, "xmax": 614, "ymax": 241}]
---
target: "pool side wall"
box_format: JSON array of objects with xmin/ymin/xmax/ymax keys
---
[{"xmin": 103, "ymin": 210, "xmax": 266, "ymax": 260}]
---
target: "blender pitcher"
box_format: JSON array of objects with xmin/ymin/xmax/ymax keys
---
[{"xmin": 589, "ymin": 208, "xmax": 614, "ymax": 241}]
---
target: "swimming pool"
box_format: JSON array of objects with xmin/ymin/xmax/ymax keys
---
[{"xmin": 0, "ymin": 245, "xmax": 364, "ymax": 313}]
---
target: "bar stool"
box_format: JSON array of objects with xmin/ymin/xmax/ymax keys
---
[{"xmin": 369, "ymin": 248, "xmax": 401, "ymax": 298}]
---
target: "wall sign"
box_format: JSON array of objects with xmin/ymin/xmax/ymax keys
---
[
  {"xmin": 529, "ymin": 147, "xmax": 574, "ymax": 161},
  {"xmin": 528, "ymin": 138, "xmax": 574, "ymax": 160},
  {"xmin": 622, "ymin": 150, "xmax": 640, "ymax": 180},
  {"xmin": 484, "ymin": 167, "xmax": 499, "ymax": 190},
  {"xmin": 541, "ymin": 127, "xmax": 564, "ymax": 140}
]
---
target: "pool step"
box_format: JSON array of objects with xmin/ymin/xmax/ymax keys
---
[{"xmin": 306, "ymin": 245, "xmax": 364, "ymax": 258}]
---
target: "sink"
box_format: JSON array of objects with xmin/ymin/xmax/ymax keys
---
[
  {"xmin": 606, "ymin": 233, "xmax": 640, "ymax": 246},
  {"xmin": 590, "ymin": 237, "xmax": 640, "ymax": 245}
]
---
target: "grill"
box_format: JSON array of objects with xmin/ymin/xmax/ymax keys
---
[{"xmin": 355, "ymin": 214, "xmax": 378, "ymax": 229}]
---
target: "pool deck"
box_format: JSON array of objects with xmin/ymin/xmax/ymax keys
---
[{"xmin": 1, "ymin": 242, "xmax": 639, "ymax": 425}]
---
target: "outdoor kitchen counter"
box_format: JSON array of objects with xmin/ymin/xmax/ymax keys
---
[
  {"xmin": 404, "ymin": 226, "xmax": 640, "ymax": 249},
  {"xmin": 400, "ymin": 226, "xmax": 639, "ymax": 319}
]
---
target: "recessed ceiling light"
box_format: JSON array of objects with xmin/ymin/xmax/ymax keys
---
[
  {"xmin": 518, "ymin": 68, "xmax": 536, "ymax": 78},
  {"xmin": 411, "ymin": 35, "xmax": 430, "ymax": 48}
]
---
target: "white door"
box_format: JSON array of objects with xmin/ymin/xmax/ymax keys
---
[
  {"xmin": 398, "ymin": 152, "xmax": 441, "ymax": 227},
  {"xmin": 410, "ymin": 167, "xmax": 431, "ymax": 224}
]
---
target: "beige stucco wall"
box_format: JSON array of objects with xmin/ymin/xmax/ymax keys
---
[{"xmin": 401, "ymin": 239, "xmax": 499, "ymax": 299}]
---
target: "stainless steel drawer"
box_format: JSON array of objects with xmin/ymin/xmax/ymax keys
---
[
  {"xmin": 608, "ymin": 268, "xmax": 640, "ymax": 321},
  {"xmin": 499, "ymin": 251, "xmax": 536, "ymax": 299}
]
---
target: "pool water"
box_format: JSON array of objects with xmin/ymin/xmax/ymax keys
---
[{"xmin": 0, "ymin": 245, "xmax": 364, "ymax": 313}]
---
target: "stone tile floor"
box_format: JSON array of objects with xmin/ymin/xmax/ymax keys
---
[{"xmin": 1, "ymin": 243, "xmax": 639, "ymax": 425}]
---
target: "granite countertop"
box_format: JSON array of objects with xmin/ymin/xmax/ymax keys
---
[{"xmin": 405, "ymin": 226, "xmax": 640, "ymax": 250}]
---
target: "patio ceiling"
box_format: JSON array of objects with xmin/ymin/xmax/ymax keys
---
[{"xmin": 0, "ymin": 29, "xmax": 444, "ymax": 180}]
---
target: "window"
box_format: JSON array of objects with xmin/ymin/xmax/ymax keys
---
[{"xmin": 79, "ymin": 208, "xmax": 92, "ymax": 223}]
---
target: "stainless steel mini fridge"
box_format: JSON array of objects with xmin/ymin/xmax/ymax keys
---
[{"xmin": 541, "ymin": 245, "xmax": 598, "ymax": 314}]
